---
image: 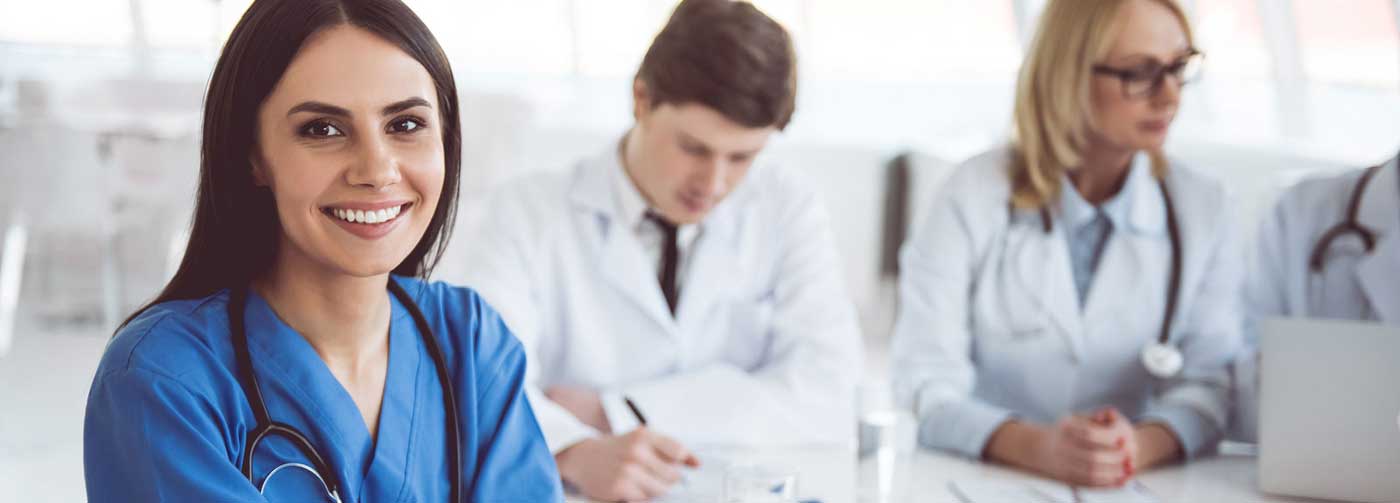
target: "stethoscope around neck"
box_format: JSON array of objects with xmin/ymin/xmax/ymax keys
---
[
  {"xmin": 1305, "ymin": 163, "xmax": 1386, "ymax": 317},
  {"xmin": 227, "ymin": 279, "xmax": 463, "ymax": 502},
  {"xmin": 1025, "ymin": 176, "xmax": 1186, "ymax": 378}
]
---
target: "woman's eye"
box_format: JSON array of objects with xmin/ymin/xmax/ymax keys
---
[
  {"xmin": 388, "ymin": 117, "xmax": 426, "ymax": 134},
  {"xmin": 1125, "ymin": 67, "xmax": 1160, "ymax": 82},
  {"xmin": 301, "ymin": 121, "xmax": 343, "ymax": 138}
]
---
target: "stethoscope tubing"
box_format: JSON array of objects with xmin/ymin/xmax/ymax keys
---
[{"xmin": 228, "ymin": 279, "xmax": 463, "ymax": 503}]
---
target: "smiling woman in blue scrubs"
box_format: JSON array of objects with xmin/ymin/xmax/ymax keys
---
[{"xmin": 82, "ymin": 1, "xmax": 562, "ymax": 501}]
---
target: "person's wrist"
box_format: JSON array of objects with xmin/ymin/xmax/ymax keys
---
[
  {"xmin": 987, "ymin": 420, "xmax": 1044, "ymax": 471},
  {"xmin": 1020, "ymin": 422, "xmax": 1052, "ymax": 473},
  {"xmin": 554, "ymin": 438, "xmax": 593, "ymax": 483},
  {"xmin": 1133, "ymin": 422, "xmax": 1180, "ymax": 469}
]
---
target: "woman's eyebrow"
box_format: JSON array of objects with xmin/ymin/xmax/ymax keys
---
[
  {"xmin": 1111, "ymin": 47, "xmax": 1194, "ymax": 65},
  {"xmin": 381, "ymin": 97, "xmax": 431, "ymax": 116},
  {"xmin": 285, "ymin": 97, "xmax": 430, "ymax": 118},
  {"xmin": 286, "ymin": 101, "xmax": 350, "ymax": 118}
]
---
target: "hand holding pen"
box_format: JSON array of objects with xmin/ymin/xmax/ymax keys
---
[{"xmin": 553, "ymin": 395, "xmax": 699, "ymax": 501}]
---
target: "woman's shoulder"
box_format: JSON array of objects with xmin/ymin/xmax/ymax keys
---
[
  {"xmin": 941, "ymin": 146, "xmax": 1017, "ymax": 203},
  {"xmin": 394, "ymin": 275, "xmax": 487, "ymax": 318},
  {"xmin": 1164, "ymin": 158, "xmax": 1228, "ymax": 201},
  {"xmin": 95, "ymin": 291, "xmax": 237, "ymax": 393},
  {"xmin": 393, "ymin": 276, "xmax": 519, "ymax": 354},
  {"xmin": 1161, "ymin": 158, "xmax": 1233, "ymax": 227}
]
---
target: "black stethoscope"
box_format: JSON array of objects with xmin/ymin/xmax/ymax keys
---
[
  {"xmin": 1308, "ymin": 163, "xmax": 1384, "ymax": 273},
  {"xmin": 227, "ymin": 280, "xmax": 463, "ymax": 502},
  {"xmin": 1030, "ymin": 177, "xmax": 1185, "ymax": 378},
  {"xmin": 1305, "ymin": 161, "xmax": 1387, "ymax": 317}
]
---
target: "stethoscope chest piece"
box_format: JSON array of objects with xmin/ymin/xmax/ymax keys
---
[{"xmin": 1141, "ymin": 342, "xmax": 1184, "ymax": 378}]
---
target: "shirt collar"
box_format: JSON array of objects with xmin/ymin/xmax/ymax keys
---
[
  {"xmin": 1059, "ymin": 150, "xmax": 1165, "ymax": 236},
  {"xmin": 609, "ymin": 133, "xmax": 703, "ymax": 242},
  {"xmin": 1358, "ymin": 152, "xmax": 1400, "ymax": 234},
  {"xmin": 608, "ymin": 137, "xmax": 651, "ymax": 231}
]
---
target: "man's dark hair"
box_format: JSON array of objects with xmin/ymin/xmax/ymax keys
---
[{"xmin": 636, "ymin": 0, "xmax": 797, "ymax": 130}]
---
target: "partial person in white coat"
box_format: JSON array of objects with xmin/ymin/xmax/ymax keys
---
[
  {"xmin": 892, "ymin": 0, "xmax": 1241, "ymax": 488},
  {"xmin": 462, "ymin": 1, "xmax": 862, "ymax": 500},
  {"xmin": 1233, "ymin": 150, "xmax": 1400, "ymax": 442}
]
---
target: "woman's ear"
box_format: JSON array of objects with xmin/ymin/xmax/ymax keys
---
[{"xmin": 249, "ymin": 150, "xmax": 270, "ymax": 188}]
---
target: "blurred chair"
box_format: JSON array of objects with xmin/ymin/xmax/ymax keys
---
[
  {"xmin": 0, "ymin": 214, "xmax": 27, "ymax": 357},
  {"xmin": 103, "ymin": 130, "xmax": 200, "ymax": 316},
  {"xmin": 0, "ymin": 123, "xmax": 116, "ymax": 334}
]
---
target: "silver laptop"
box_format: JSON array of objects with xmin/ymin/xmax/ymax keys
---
[{"xmin": 1259, "ymin": 318, "xmax": 1400, "ymax": 503}]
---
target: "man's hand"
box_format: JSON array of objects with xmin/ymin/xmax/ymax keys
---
[{"xmin": 554, "ymin": 428, "xmax": 701, "ymax": 502}]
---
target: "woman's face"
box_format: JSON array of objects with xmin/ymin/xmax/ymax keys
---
[
  {"xmin": 1090, "ymin": 0, "xmax": 1194, "ymax": 152},
  {"xmin": 254, "ymin": 24, "xmax": 443, "ymax": 278}
]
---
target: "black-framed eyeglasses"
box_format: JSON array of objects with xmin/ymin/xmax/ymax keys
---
[{"xmin": 1092, "ymin": 49, "xmax": 1204, "ymax": 99}]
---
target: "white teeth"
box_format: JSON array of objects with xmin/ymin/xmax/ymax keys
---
[{"xmin": 329, "ymin": 204, "xmax": 405, "ymax": 225}]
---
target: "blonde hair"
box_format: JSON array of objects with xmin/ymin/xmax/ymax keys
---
[{"xmin": 1009, "ymin": 0, "xmax": 1193, "ymax": 209}]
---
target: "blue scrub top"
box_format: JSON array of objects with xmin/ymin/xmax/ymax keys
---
[{"xmin": 83, "ymin": 276, "xmax": 563, "ymax": 502}]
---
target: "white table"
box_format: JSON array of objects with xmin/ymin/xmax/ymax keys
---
[{"xmin": 567, "ymin": 445, "xmax": 1326, "ymax": 502}]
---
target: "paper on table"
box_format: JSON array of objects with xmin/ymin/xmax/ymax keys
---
[
  {"xmin": 949, "ymin": 479, "xmax": 1158, "ymax": 503},
  {"xmin": 949, "ymin": 479, "xmax": 1060, "ymax": 502},
  {"xmin": 1071, "ymin": 482, "xmax": 1159, "ymax": 503}
]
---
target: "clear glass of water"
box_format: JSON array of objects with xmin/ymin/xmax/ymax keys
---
[
  {"xmin": 723, "ymin": 463, "xmax": 798, "ymax": 503},
  {"xmin": 857, "ymin": 381, "xmax": 898, "ymax": 503}
]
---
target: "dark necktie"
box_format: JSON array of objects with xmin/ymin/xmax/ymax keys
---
[{"xmin": 646, "ymin": 213, "xmax": 679, "ymax": 315}]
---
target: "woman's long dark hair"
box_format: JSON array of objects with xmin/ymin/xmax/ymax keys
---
[{"xmin": 120, "ymin": 0, "xmax": 460, "ymax": 329}]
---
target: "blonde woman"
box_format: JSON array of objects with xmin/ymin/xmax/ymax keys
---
[{"xmin": 891, "ymin": 0, "xmax": 1241, "ymax": 486}]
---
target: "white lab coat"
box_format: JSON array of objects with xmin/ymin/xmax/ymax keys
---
[
  {"xmin": 462, "ymin": 144, "xmax": 863, "ymax": 453},
  {"xmin": 1233, "ymin": 155, "xmax": 1400, "ymax": 442},
  {"xmin": 891, "ymin": 147, "xmax": 1242, "ymax": 460}
]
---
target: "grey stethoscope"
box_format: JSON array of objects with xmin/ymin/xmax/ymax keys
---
[
  {"xmin": 1025, "ymin": 177, "xmax": 1185, "ymax": 378},
  {"xmin": 227, "ymin": 280, "xmax": 463, "ymax": 502},
  {"xmin": 1305, "ymin": 161, "xmax": 1388, "ymax": 317}
]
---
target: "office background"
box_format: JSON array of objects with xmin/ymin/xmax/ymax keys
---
[{"xmin": 1, "ymin": 0, "xmax": 1398, "ymax": 500}]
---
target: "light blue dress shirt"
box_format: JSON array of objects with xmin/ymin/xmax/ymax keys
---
[{"xmin": 1060, "ymin": 173, "xmax": 1134, "ymax": 307}]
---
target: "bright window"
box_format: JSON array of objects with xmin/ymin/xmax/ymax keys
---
[
  {"xmin": 408, "ymin": 0, "xmax": 574, "ymax": 77},
  {"xmin": 802, "ymin": 0, "xmax": 1021, "ymax": 83},
  {"xmin": 1293, "ymin": 0, "xmax": 1400, "ymax": 91},
  {"xmin": 550, "ymin": 0, "xmax": 805, "ymax": 79},
  {"xmin": 0, "ymin": 0, "xmax": 132, "ymax": 46},
  {"xmin": 1192, "ymin": 0, "xmax": 1273, "ymax": 80}
]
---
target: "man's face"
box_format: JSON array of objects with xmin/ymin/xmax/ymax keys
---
[{"xmin": 626, "ymin": 82, "xmax": 777, "ymax": 225}]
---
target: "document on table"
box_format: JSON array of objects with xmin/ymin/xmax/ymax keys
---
[{"xmin": 949, "ymin": 479, "xmax": 1159, "ymax": 503}]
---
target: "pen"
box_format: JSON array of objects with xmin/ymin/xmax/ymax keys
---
[
  {"xmin": 625, "ymin": 396, "xmax": 693, "ymax": 487},
  {"xmin": 623, "ymin": 396, "xmax": 648, "ymax": 425}
]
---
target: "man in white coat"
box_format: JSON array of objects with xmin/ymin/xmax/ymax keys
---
[
  {"xmin": 1235, "ymin": 150, "xmax": 1400, "ymax": 441},
  {"xmin": 461, "ymin": 1, "xmax": 862, "ymax": 500}
]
